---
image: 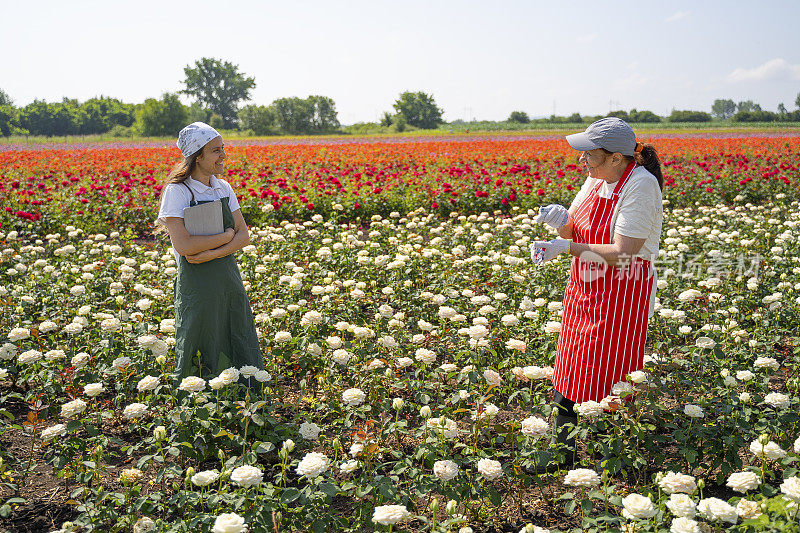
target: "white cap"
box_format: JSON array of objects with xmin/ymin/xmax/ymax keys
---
[
  {"xmin": 176, "ymin": 122, "xmax": 221, "ymax": 158},
  {"xmin": 565, "ymin": 117, "xmax": 637, "ymax": 156}
]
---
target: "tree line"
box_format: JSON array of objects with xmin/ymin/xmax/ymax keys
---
[
  {"xmin": 506, "ymin": 95, "xmax": 800, "ymax": 125},
  {"xmin": 2, "ymin": 57, "xmax": 799, "ymax": 137}
]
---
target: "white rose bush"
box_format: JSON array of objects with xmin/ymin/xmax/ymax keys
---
[{"xmin": 0, "ymin": 136, "xmax": 799, "ymax": 532}]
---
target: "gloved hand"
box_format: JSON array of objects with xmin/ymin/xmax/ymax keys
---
[
  {"xmin": 534, "ymin": 204, "xmax": 570, "ymax": 229},
  {"xmin": 530, "ymin": 239, "xmax": 570, "ymax": 264}
]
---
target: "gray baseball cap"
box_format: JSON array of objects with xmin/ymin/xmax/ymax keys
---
[{"xmin": 565, "ymin": 117, "xmax": 636, "ymax": 156}]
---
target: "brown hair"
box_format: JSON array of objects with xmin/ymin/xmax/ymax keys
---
[
  {"xmin": 601, "ymin": 144, "xmax": 663, "ymax": 191},
  {"xmin": 154, "ymin": 150, "xmax": 202, "ymax": 233}
]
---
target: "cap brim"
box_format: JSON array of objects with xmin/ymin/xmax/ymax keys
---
[{"xmin": 565, "ymin": 132, "xmax": 600, "ymax": 151}]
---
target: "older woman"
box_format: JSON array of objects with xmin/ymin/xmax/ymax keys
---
[
  {"xmin": 156, "ymin": 122, "xmax": 264, "ymax": 386},
  {"xmin": 529, "ymin": 117, "xmax": 663, "ymax": 473}
]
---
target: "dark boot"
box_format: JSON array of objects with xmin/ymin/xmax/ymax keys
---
[{"xmin": 526, "ymin": 413, "xmax": 577, "ymax": 474}]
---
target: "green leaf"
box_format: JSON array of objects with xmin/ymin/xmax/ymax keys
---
[
  {"xmin": 280, "ymin": 487, "xmax": 301, "ymax": 503},
  {"xmin": 318, "ymin": 482, "xmax": 339, "ymax": 497}
]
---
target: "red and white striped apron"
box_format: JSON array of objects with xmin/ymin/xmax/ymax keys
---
[{"xmin": 552, "ymin": 162, "xmax": 654, "ymax": 403}]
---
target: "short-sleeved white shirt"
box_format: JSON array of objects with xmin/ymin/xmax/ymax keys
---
[
  {"xmin": 156, "ymin": 175, "xmax": 241, "ymax": 261},
  {"xmin": 568, "ymin": 166, "xmax": 663, "ymax": 316}
]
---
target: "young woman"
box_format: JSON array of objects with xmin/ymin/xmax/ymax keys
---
[
  {"xmin": 530, "ymin": 117, "xmax": 664, "ymax": 473},
  {"xmin": 156, "ymin": 122, "xmax": 264, "ymax": 385}
]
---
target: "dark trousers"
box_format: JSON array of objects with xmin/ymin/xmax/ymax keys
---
[{"xmin": 553, "ymin": 391, "xmax": 577, "ymax": 417}]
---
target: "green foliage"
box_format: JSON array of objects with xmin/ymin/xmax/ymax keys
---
[
  {"xmin": 182, "ymin": 57, "xmax": 256, "ymax": 128},
  {"xmin": 668, "ymin": 109, "xmax": 712, "ymax": 122},
  {"xmin": 507, "ymin": 111, "xmax": 529, "ymax": 124},
  {"xmin": 0, "ymin": 105, "xmax": 26, "ymax": 136},
  {"xmin": 627, "ymin": 109, "xmax": 661, "ymax": 123},
  {"xmin": 712, "ymin": 99, "xmax": 736, "ymax": 120},
  {"xmin": 238, "ymin": 105, "xmax": 278, "ymax": 136},
  {"xmin": 737, "ymin": 100, "xmax": 762, "ymax": 113},
  {"xmin": 0, "ymin": 88, "xmax": 13, "ymax": 106},
  {"xmin": 270, "ymin": 96, "xmax": 340, "ymax": 135},
  {"xmin": 134, "ymin": 93, "xmax": 188, "ymax": 137},
  {"xmin": 606, "ymin": 109, "xmax": 629, "ymax": 121},
  {"xmin": 732, "ymin": 110, "xmax": 778, "ymax": 122},
  {"xmin": 379, "ymin": 112, "xmax": 393, "ymax": 127},
  {"xmin": 186, "ymin": 102, "xmax": 210, "ymax": 124},
  {"xmin": 796, "ymin": 92, "xmax": 800, "ymax": 110},
  {"xmin": 392, "ymin": 91, "xmax": 443, "ymax": 129}
]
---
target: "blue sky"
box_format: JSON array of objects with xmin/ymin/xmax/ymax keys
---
[{"xmin": 3, "ymin": 0, "xmax": 799, "ymax": 123}]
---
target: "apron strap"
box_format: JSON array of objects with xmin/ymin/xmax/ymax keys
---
[{"xmin": 183, "ymin": 181, "xmax": 197, "ymax": 206}]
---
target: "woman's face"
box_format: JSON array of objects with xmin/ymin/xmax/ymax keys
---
[
  {"xmin": 195, "ymin": 136, "xmax": 226, "ymax": 175},
  {"xmin": 579, "ymin": 149, "xmax": 621, "ymax": 181}
]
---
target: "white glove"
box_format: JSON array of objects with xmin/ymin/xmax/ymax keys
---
[
  {"xmin": 530, "ymin": 239, "xmax": 570, "ymax": 264},
  {"xmin": 534, "ymin": 204, "xmax": 569, "ymax": 229}
]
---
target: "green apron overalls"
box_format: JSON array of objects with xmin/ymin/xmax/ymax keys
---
[{"xmin": 173, "ymin": 185, "xmax": 264, "ymax": 385}]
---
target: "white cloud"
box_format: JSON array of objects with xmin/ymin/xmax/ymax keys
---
[
  {"xmin": 666, "ymin": 10, "xmax": 690, "ymax": 22},
  {"xmin": 577, "ymin": 33, "xmax": 597, "ymax": 43},
  {"xmin": 727, "ymin": 58, "xmax": 800, "ymax": 82}
]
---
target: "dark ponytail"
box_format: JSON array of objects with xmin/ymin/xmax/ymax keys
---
[{"xmin": 634, "ymin": 144, "xmax": 663, "ymax": 191}]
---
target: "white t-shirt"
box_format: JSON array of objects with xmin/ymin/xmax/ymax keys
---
[
  {"xmin": 568, "ymin": 165, "xmax": 663, "ymax": 317},
  {"xmin": 156, "ymin": 176, "xmax": 242, "ymax": 261}
]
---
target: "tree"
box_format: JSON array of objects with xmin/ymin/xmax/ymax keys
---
[
  {"xmin": 668, "ymin": 110, "xmax": 712, "ymax": 122},
  {"xmin": 19, "ymin": 100, "xmax": 78, "ymax": 136},
  {"xmin": 307, "ymin": 95, "xmax": 340, "ymax": 133},
  {"xmin": 135, "ymin": 93, "xmax": 187, "ymax": 137},
  {"xmin": 392, "ymin": 91, "xmax": 443, "ymax": 129},
  {"xmin": 271, "ymin": 97, "xmax": 315, "ymax": 135},
  {"xmin": 565, "ymin": 113, "xmax": 583, "ymax": 123},
  {"xmin": 795, "ymin": 92, "xmax": 800, "ymax": 109},
  {"xmin": 606, "ymin": 110, "xmax": 629, "ymax": 121},
  {"xmin": 0, "ymin": 105, "xmax": 25, "ymax": 136},
  {"xmin": 380, "ymin": 112, "xmax": 393, "ymax": 127},
  {"xmin": 628, "ymin": 109, "xmax": 661, "ymax": 123},
  {"xmin": 0, "ymin": 89, "xmax": 13, "ymax": 106},
  {"xmin": 778, "ymin": 103, "xmax": 788, "ymax": 116},
  {"xmin": 736, "ymin": 100, "xmax": 761, "ymax": 113},
  {"xmin": 508, "ymin": 111, "xmax": 529, "ymax": 123},
  {"xmin": 238, "ymin": 104, "xmax": 277, "ymax": 135},
  {"xmin": 182, "ymin": 57, "xmax": 256, "ymax": 128},
  {"xmin": 711, "ymin": 99, "xmax": 736, "ymax": 120}
]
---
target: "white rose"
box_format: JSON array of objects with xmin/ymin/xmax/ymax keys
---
[
  {"xmin": 505, "ymin": 339, "xmax": 526, "ymax": 351},
  {"xmin": 192, "ymin": 469, "xmax": 220, "ymax": 487},
  {"xmin": 749, "ymin": 440, "xmax": 786, "ymax": 461},
  {"xmin": 137, "ymin": 375, "xmax": 160, "ymax": 392},
  {"xmin": 61, "ymin": 399, "xmax": 87, "ymax": 418},
  {"xmin": 780, "ymin": 476, "xmax": 800, "ymax": 502},
  {"xmin": 239, "ymin": 365, "xmax": 259, "ymax": 378},
  {"xmin": 670, "ymin": 517, "xmax": 701, "ymax": 533},
  {"xmin": 18, "ymin": 350, "xmax": 43, "ymax": 364},
  {"xmin": 683, "ymin": 404, "xmax": 704, "ymax": 418},
  {"xmin": 543, "ymin": 321, "xmax": 561, "ymax": 334},
  {"xmin": 665, "ymin": 493, "xmax": 696, "ymax": 518},
  {"xmin": 123, "ymin": 403, "xmax": 148, "ymax": 420},
  {"xmin": 372, "ymin": 504, "xmax": 411, "ymax": 526},
  {"xmin": 483, "ymin": 369, "xmax": 502, "ymax": 387},
  {"xmin": 621, "ymin": 493, "xmax": 656, "ymax": 519},
  {"xmin": 332, "ymin": 349, "xmax": 351, "ymax": 365},
  {"xmin": 339, "ymin": 459, "xmax": 359, "ymax": 474},
  {"xmin": 735, "ymin": 499, "xmax": 761, "ymax": 520},
  {"xmin": 477, "ymin": 458, "xmax": 503, "ymax": 480},
  {"xmin": 8, "ymin": 327, "xmax": 30, "ymax": 342},
  {"xmin": 520, "ymin": 416, "xmax": 549, "ymax": 439},
  {"xmin": 296, "ymin": 452, "xmax": 330, "ymax": 478},
  {"xmin": 179, "ymin": 376, "xmax": 206, "ymax": 393},
  {"xmin": 299, "ymin": 421, "xmax": 321, "ymax": 440},
  {"xmin": 736, "ymin": 370, "xmax": 754, "ymax": 381},
  {"xmin": 764, "ymin": 392, "xmax": 790, "ymax": 410},
  {"xmin": 230, "ymin": 465, "xmax": 263, "ymax": 487},
  {"xmin": 433, "ymin": 460, "xmax": 459, "ymax": 482},
  {"xmin": 726, "ymin": 471, "xmax": 761, "ymax": 493},
  {"xmin": 563, "ymin": 468, "xmax": 600, "ymax": 488},
  {"xmin": 659, "ymin": 472, "xmax": 697, "ymax": 495},
  {"xmin": 415, "ymin": 348, "xmax": 437, "ymax": 365},
  {"xmin": 212, "ymin": 512, "xmax": 247, "ymax": 533},
  {"xmin": 342, "ymin": 388, "xmax": 366, "ymax": 407},
  {"xmin": 697, "ymin": 497, "xmax": 738, "ymax": 524},
  {"xmin": 575, "ymin": 401, "xmax": 603, "ymax": 418},
  {"xmin": 83, "ymin": 382, "xmax": 105, "ymax": 397},
  {"xmin": 40, "ymin": 424, "xmax": 67, "ymax": 441},
  {"xmin": 523, "ymin": 366, "xmax": 547, "ymax": 380}
]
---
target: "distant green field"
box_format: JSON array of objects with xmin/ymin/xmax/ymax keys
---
[{"xmin": 1, "ymin": 122, "xmax": 799, "ymax": 147}]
